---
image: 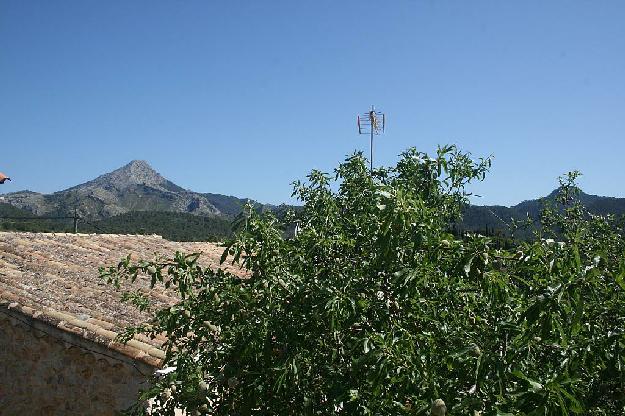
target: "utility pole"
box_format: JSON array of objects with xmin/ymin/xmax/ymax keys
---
[
  {"xmin": 73, "ymin": 208, "xmax": 78, "ymax": 234},
  {"xmin": 357, "ymin": 106, "xmax": 386, "ymax": 171}
]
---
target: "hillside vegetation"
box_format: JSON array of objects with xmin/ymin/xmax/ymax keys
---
[
  {"xmin": 0, "ymin": 203, "xmax": 233, "ymax": 241},
  {"xmin": 0, "ymin": 202, "xmax": 74, "ymax": 233},
  {"xmin": 81, "ymin": 211, "xmax": 233, "ymax": 242}
]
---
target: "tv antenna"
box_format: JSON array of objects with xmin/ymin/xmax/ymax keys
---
[{"xmin": 357, "ymin": 105, "xmax": 385, "ymax": 171}]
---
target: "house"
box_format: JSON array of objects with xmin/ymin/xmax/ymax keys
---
[{"xmin": 0, "ymin": 232, "xmax": 238, "ymax": 415}]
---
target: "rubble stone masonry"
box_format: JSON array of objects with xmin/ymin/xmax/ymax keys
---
[{"xmin": 0, "ymin": 306, "xmax": 156, "ymax": 415}]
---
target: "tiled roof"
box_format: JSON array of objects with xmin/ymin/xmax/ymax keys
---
[{"xmin": 0, "ymin": 232, "xmax": 242, "ymax": 366}]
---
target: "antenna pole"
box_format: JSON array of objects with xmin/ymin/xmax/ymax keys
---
[{"xmin": 370, "ymin": 105, "xmax": 374, "ymax": 171}]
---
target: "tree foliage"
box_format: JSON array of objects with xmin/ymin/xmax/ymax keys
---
[{"xmin": 101, "ymin": 146, "xmax": 625, "ymax": 415}]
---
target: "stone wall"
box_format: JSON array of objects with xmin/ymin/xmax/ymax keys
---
[{"xmin": 0, "ymin": 307, "xmax": 156, "ymax": 416}]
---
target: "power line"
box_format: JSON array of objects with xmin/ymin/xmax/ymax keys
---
[
  {"xmin": 0, "ymin": 211, "xmax": 82, "ymax": 233},
  {"xmin": 0, "ymin": 216, "xmax": 75, "ymax": 220},
  {"xmin": 79, "ymin": 217, "xmax": 107, "ymax": 233}
]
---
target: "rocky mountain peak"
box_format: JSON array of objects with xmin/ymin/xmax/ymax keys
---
[
  {"xmin": 117, "ymin": 159, "xmax": 161, "ymax": 183},
  {"xmin": 87, "ymin": 159, "xmax": 167, "ymax": 190},
  {"xmin": 124, "ymin": 159, "xmax": 154, "ymax": 172},
  {"xmin": 1, "ymin": 159, "xmax": 258, "ymax": 220}
]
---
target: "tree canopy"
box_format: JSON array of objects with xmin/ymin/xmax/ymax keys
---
[{"xmin": 102, "ymin": 146, "xmax": 625, "ymax": 415}]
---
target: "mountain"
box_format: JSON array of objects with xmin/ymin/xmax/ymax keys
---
[
  {"xmin": 2, "ymin": 160, "xmax": 624, "ymax": 238},
  {"xmin": 461, "ymin": 190, "xmax": 625, "ymax": 236},
  {"xmin": 0, "ymin": 160, "xmax": 256, "ymax": 220}
]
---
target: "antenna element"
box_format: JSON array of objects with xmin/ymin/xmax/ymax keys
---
[{"xmin": 357, "ymin": 105, "xmax": 386, "ymax": 171}]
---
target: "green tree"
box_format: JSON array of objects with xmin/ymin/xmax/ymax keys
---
[{"xmin": 102, "ymin": 146, "xmax": 625, "ymax": 415}]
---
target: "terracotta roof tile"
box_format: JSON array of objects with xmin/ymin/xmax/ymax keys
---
[{"xmin": 0, "ymin": 232, "xmax": 244, "ymax": 366}]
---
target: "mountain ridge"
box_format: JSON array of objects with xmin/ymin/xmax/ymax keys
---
[
  {"xmin": 462, "ymin": 189, "xmax": 625, "ymax": 236},
  {"xmin": 1, "ymin": 160, "xmax": 624, "ymax": 232},
  {"xmin": 0, "ymin": 160, "xmax": 257, "ymax": 219}
]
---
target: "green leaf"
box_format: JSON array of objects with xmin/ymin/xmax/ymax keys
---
[{"xmin": 511, "ymin": 370, "xmax": 543, "ymax": 391}]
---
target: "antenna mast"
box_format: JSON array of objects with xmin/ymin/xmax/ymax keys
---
[{"xmin": 357, "ymin": 105, "xmax": 386, "ymax": 171}]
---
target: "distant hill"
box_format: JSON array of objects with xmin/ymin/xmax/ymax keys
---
[
  {"xmin": 461, "ymin": 190, "xmax": 625, "ymax": 236},
  {"xmin": 0, "ymin": 160, "xmax": 264, "ymax": 220},
  {"xmin": 2, "ymin": 160, "xmax": 624, "ymax": 241}
]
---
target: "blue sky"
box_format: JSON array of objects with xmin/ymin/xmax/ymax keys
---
[{"xmin": 1, "ymin": 1, "xmax": 623, "ymax": 206}]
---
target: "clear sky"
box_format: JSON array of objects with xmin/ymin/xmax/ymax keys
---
[{"xmin": 1, "ymin": 1, "xmax": 624, "ymax": 206}]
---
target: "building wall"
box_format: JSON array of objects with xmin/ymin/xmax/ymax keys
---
[{"xmin": 0, "ymin": 308, "xmax": 156, "ymax": 416}]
